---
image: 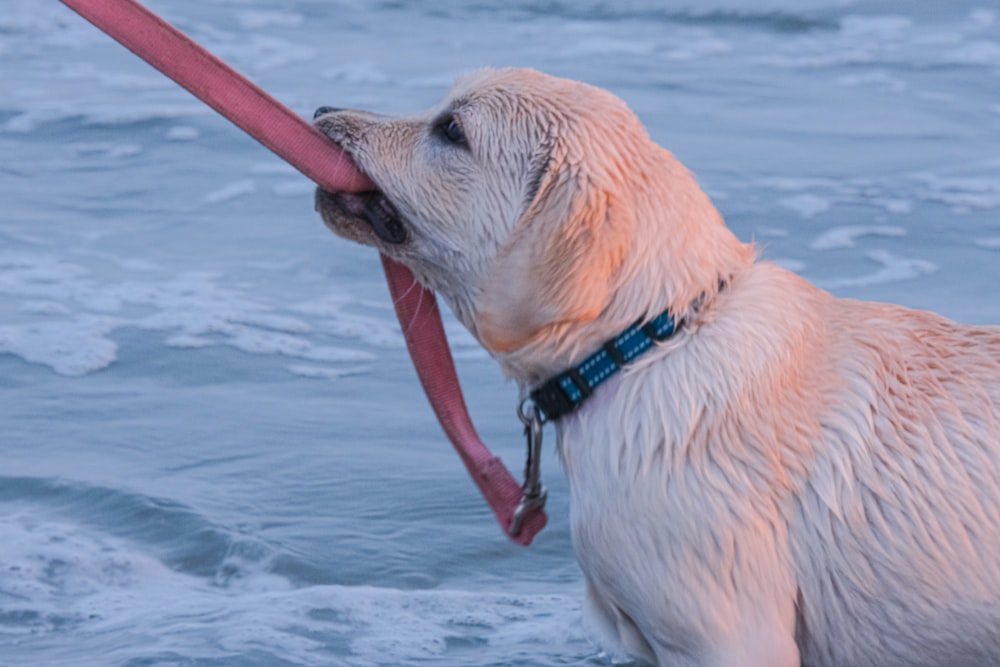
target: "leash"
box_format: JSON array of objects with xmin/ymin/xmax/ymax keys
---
[{"xmin": 58, "ymin": 0, "xmax": 546, "ymax": 545}]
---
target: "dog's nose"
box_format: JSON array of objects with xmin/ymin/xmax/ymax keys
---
[{"xmin": 313, "ymin": 106, "xmax": 343, "ymax": 120}]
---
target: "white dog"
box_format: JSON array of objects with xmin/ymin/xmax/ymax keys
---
[{"xmin": 314, "ymin": 68, "xmax": 1000, "ymax": 667}]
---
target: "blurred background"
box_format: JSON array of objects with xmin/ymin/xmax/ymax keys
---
[{"xmin": 1, "ymin": 1, "xmax": 998, "ymax": 665}]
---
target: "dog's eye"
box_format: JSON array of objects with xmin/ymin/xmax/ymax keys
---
[{"xmin": 434, "ymin": 114, "xmax": 468, "ymax": 148}]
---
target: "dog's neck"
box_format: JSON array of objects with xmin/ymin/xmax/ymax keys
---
[
  {"xmin": 527, "ymin": 281, "xmax": 733, "ymax": 421},
  {"xmin": 488, "ymin": 174, "xmax": 754, "ymax": 388},
  {"xmin": 435, "ymin": 143, "xmax": 756, "ymax": 392},
  {"xmin": 488, "ymin": 270, "xmax": 734, "ymax": 388}
]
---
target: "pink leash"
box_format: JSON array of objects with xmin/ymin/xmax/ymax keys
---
[{"xmin": 58, "ymin": 0, "xmax": 546, "ymax": 545}]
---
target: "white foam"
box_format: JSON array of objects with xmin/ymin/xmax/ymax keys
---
[
  {"xmin": 771, "ymin": 258, "xmax": 808, "ymax": 273},
  {"xmin": 763, "ymin": 177, "xmax": 914, "ymax": 216},
  {"xmin": 839, "ymin": 15, "xmax": 913, "ymax": 40},
  {"xmin": 779, "ymin": 193, "xmax": 832, "ymax": 219},
  {"xmin": 0, "ymin": 508, "xmax": 591, "ymax": 666},
  {"xmin": 228, "ymin": 312, "xmax": 312, "ymax": 335},
  {"xmin": 820, "ymin": 250, "xmax": 937, "ymax": 289},
  {"xmin": 237, "ymin": 11, "xmax": 304, "ymax": 30},
  {"xmin": 874, "ymin": 198, "xmax": 913, "ymax": 214},
  {"xmin": 322, "ymin": 62, "xmax": 391, "ymax": 85},
  {"xmin": 314, "ymin": 586, "xmax": 589, "ymax": 666},
  {"xmin": 754, "ymin": 227, "xmax": 790, "ymax": 238},
  {"xmin": 835, "ymin": 70, "xmax": 907, "ymax": 93},
  {"xmin": 915, "ymin": 90, "xmax": 957, "ymax": 104},
  {"xmin": 272, "ymin": 180, "xmax": 315, "ymax": 197},
  {"xmin": 946, "ymin": 40, "xmax": 1000, "ymax": 66},
  {"xmin": 753, "ymin": 42, "xmax": 877, "ymax": 69},
  {"xmin": 3, "ymin": 103, "xmax": 208, "ymax": 134},
  {"xmin": 250, "ymin": 161, "xmax": 298, "ymax": 175},
  {"xmin": 164, "ymin": 333, "xmax": 214, "ymax": 349},
  {"xmin": 760, "ymin": 176, "xmax": 842, "ymax": 192},
  {"xmin": 202, "ymin": 179, "xmax": 257, "ymax": 204},
  {"xmin": 0, "ymin": 509, "xmax": 176, "ymax": 601},
  {"xmin": 809, "ymin": 225, "xmax": 907, "ymax": 251},
  {"xmin": 558, "ymin": 38, "xmax": 657, "ymax": 58},
  {"xmin": 68, "ymin": 142, "xmax": 143, "ymax": 159},
  {"xmin": 287, "ymin": 363, "xmax": 373, "ymax": 380},
  {"xmin": 752, "ymin": 14, "xmax": 920, "ymax": 71},
  {"xmin": 290, "ymin": 297, "xmax": 405, "ymax": 350},
  {"xmin": 301, "ymin": 346, "xmax": 376, "ymax": 363},
  {"xmin": 451, "ymin": 348, "xmax": 491, "ymax": 361},
  {"xmin": 165, "ymin": 125, "xmax": 201, "ymax": 141},
  {"xmin": 113, "ymin": 257, "xmax": 160, "ymax": 272},
  {"xmin": 0, "ymin": 4, "xmax": 103, "ymax": 44},
  {"xmin": 402, "ymin": 73, "xmax": 460, "ymax": 89},
  {"xmin": 911, "ymin": 172, "xmax": 1000, "ymax": 213},
  {"xmin": 0, "ymin": 316, "xmax": 118, "ymax": 376},
  {"xmin": 0, "ymin": 252, "xmax": 394, "ymax": 378},
  {"xmin": 970, "ymin": 9, "xmax": 998, "ymax": 29},
  {"xmin": 664, "ymin": 36, "xmax": 733, "ymax": 62},
  {"xmin": 222, "ymin": 325, "xmax": 312, "ymax": 356},
  {"xmin": 0, "ymin": 253, "xmax": 85, "ymax": 291},
  {"xmin": 88, "ymin": 105, "xmax": 207, "ymax": 127},
  {"xmin": 211, "ymin": 35, "xmax": 317, "ymax": 72},
  {"xmin": 57, "ymin": 62, "xmax": 169, "ymax": 91},
  {"xmin": 18, "ymin": 300, "xmax": 71, "ymax": 316}
]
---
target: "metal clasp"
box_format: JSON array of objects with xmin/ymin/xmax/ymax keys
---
[{"xmin": 509, "ymin": 399, "xmax": 548, "ymax": 537}]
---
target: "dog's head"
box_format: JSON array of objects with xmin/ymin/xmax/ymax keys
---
[{"xmin": 315, "ymin": 68, "xmax": 750, "ymax": 367}]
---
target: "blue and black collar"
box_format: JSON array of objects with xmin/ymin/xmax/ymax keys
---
[{"xmin": 528, "ymin": 308, "xmax": 681, "ymax": 423}]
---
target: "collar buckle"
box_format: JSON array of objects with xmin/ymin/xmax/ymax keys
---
[{"xmin": 508, "ymin": 399, "xmax": 548, "ymax": 537}]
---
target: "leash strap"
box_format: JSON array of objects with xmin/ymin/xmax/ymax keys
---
[
  {"xmin": 58, "ymin": 0, "xmax": 546, "ymax": 545},
  {"xmin": 58, "ymin": 0, "xmax": 371, "ymax": 194},
  {"xmin": 380, "ymin": 257, "xmax": 546, "ymax": 544}
]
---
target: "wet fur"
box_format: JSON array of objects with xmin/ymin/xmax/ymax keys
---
[{"xmin": 315, "ymin": 68, "xmax": 1000, "ymax": 666}]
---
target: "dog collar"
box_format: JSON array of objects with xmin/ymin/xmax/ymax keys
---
[{"xmin": 528, "ymin": 309, "xmax": 681, "ymax": 422}]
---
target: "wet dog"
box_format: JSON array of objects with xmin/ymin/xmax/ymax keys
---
[{"xmin": 314, "ymin": 68, "xmax": 1000, "ymax": 667}]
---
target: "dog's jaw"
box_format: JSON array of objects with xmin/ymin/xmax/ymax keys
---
[
  {"xmin": 314, "ymin": 188, "xmax": 408, "ymax": 245},
  {"xmin": 312, "ymin": 109, "xmax": 413, "ymax": 251}
]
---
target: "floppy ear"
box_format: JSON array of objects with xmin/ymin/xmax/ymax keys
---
[{"xmin": 476, "ymin": 160, "xmax": 628, "ymax": 353}]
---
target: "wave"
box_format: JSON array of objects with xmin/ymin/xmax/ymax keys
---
[
  {"xmin": 0, "ymin": 479, "xmax": 596, "ymax": 666},
  {"xmin": 411, "ymin": 0, "xmax": 838, "ymax": 33}
]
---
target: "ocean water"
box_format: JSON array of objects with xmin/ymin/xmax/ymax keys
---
[{"xmin": 1, "ymin": 0, "xmax": 998, "ymax": 665}]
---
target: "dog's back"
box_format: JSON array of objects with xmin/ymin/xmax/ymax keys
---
[
  {"xmin": 792, "ymin": 283, "xmax": 1000, "ymax": 666},
  {"xmin": 564, "ymin": 261, "xmax": 1000, "ymax": 666}
]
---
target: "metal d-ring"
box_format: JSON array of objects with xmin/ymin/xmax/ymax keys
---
[{"xmin": 509, "ymin": 399, "xmax": 548, "ymax": 537}]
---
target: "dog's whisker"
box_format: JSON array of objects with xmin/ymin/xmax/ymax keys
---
[{"xmin": 389, "ymin": 275, "xmax": 428, "ymax": 338}]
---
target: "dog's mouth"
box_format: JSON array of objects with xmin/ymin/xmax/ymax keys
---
[
  {"xmin": 312, "ymin": 105, "xmax": 408, "ymax": 246},
  {"xmin": 315, "ymin": 188, "xmax": 408, "ymax": 245}
]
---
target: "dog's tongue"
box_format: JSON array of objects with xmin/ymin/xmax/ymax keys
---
[{"xmin": 58, "ymin": 0, "xmax": 546, "ymax": 545}]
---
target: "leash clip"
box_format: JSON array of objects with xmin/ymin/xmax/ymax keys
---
[{"xmin": 509, "ymin": 399, "xmax": 548, "ymax": 537}]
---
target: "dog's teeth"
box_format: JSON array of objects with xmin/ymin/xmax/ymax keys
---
[{"xmin": 363, "ymin": 193, "xmax": 407, "ymax": 244}]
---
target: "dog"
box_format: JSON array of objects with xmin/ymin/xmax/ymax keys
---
[{"xmin": 313, "ymin": 68, "xmax": 1000, "ymax": 666}]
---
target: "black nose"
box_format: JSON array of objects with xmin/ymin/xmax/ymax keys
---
[{"xmin": 313, "ymin": 106, "xmax": 343, "ymax": 119}]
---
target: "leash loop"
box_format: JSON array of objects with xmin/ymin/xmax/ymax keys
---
[{"xmin": 510, "ymin": 400, "xmax": 548, "ymax": 537}]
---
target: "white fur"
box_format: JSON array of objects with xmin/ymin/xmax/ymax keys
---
[{"xmin": 315, "ymin": 68, "xmax": 1000, "ymax": 666}]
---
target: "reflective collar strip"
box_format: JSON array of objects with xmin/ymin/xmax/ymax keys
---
[{"xmin": 528, "ymin": 310, "xmax": 679, "ymax": 422}]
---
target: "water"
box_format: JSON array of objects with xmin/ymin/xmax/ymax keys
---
[{"xmin": 1, "ymin": 1, "xmax": 998, "ymax": 665}]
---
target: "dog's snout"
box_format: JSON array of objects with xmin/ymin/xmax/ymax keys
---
[{"xmin": 313, "ymin": 106, "xmax": 343, "ymax": 120}]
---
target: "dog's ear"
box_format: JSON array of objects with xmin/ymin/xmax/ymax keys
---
[{"xmin": 476, "ymin": 157, "xmax": 628, "ymax": 353}]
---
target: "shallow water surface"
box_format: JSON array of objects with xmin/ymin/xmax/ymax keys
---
[{"xmin": 1, "ymin": 1, "xmax": 999, "ymax": 665}]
